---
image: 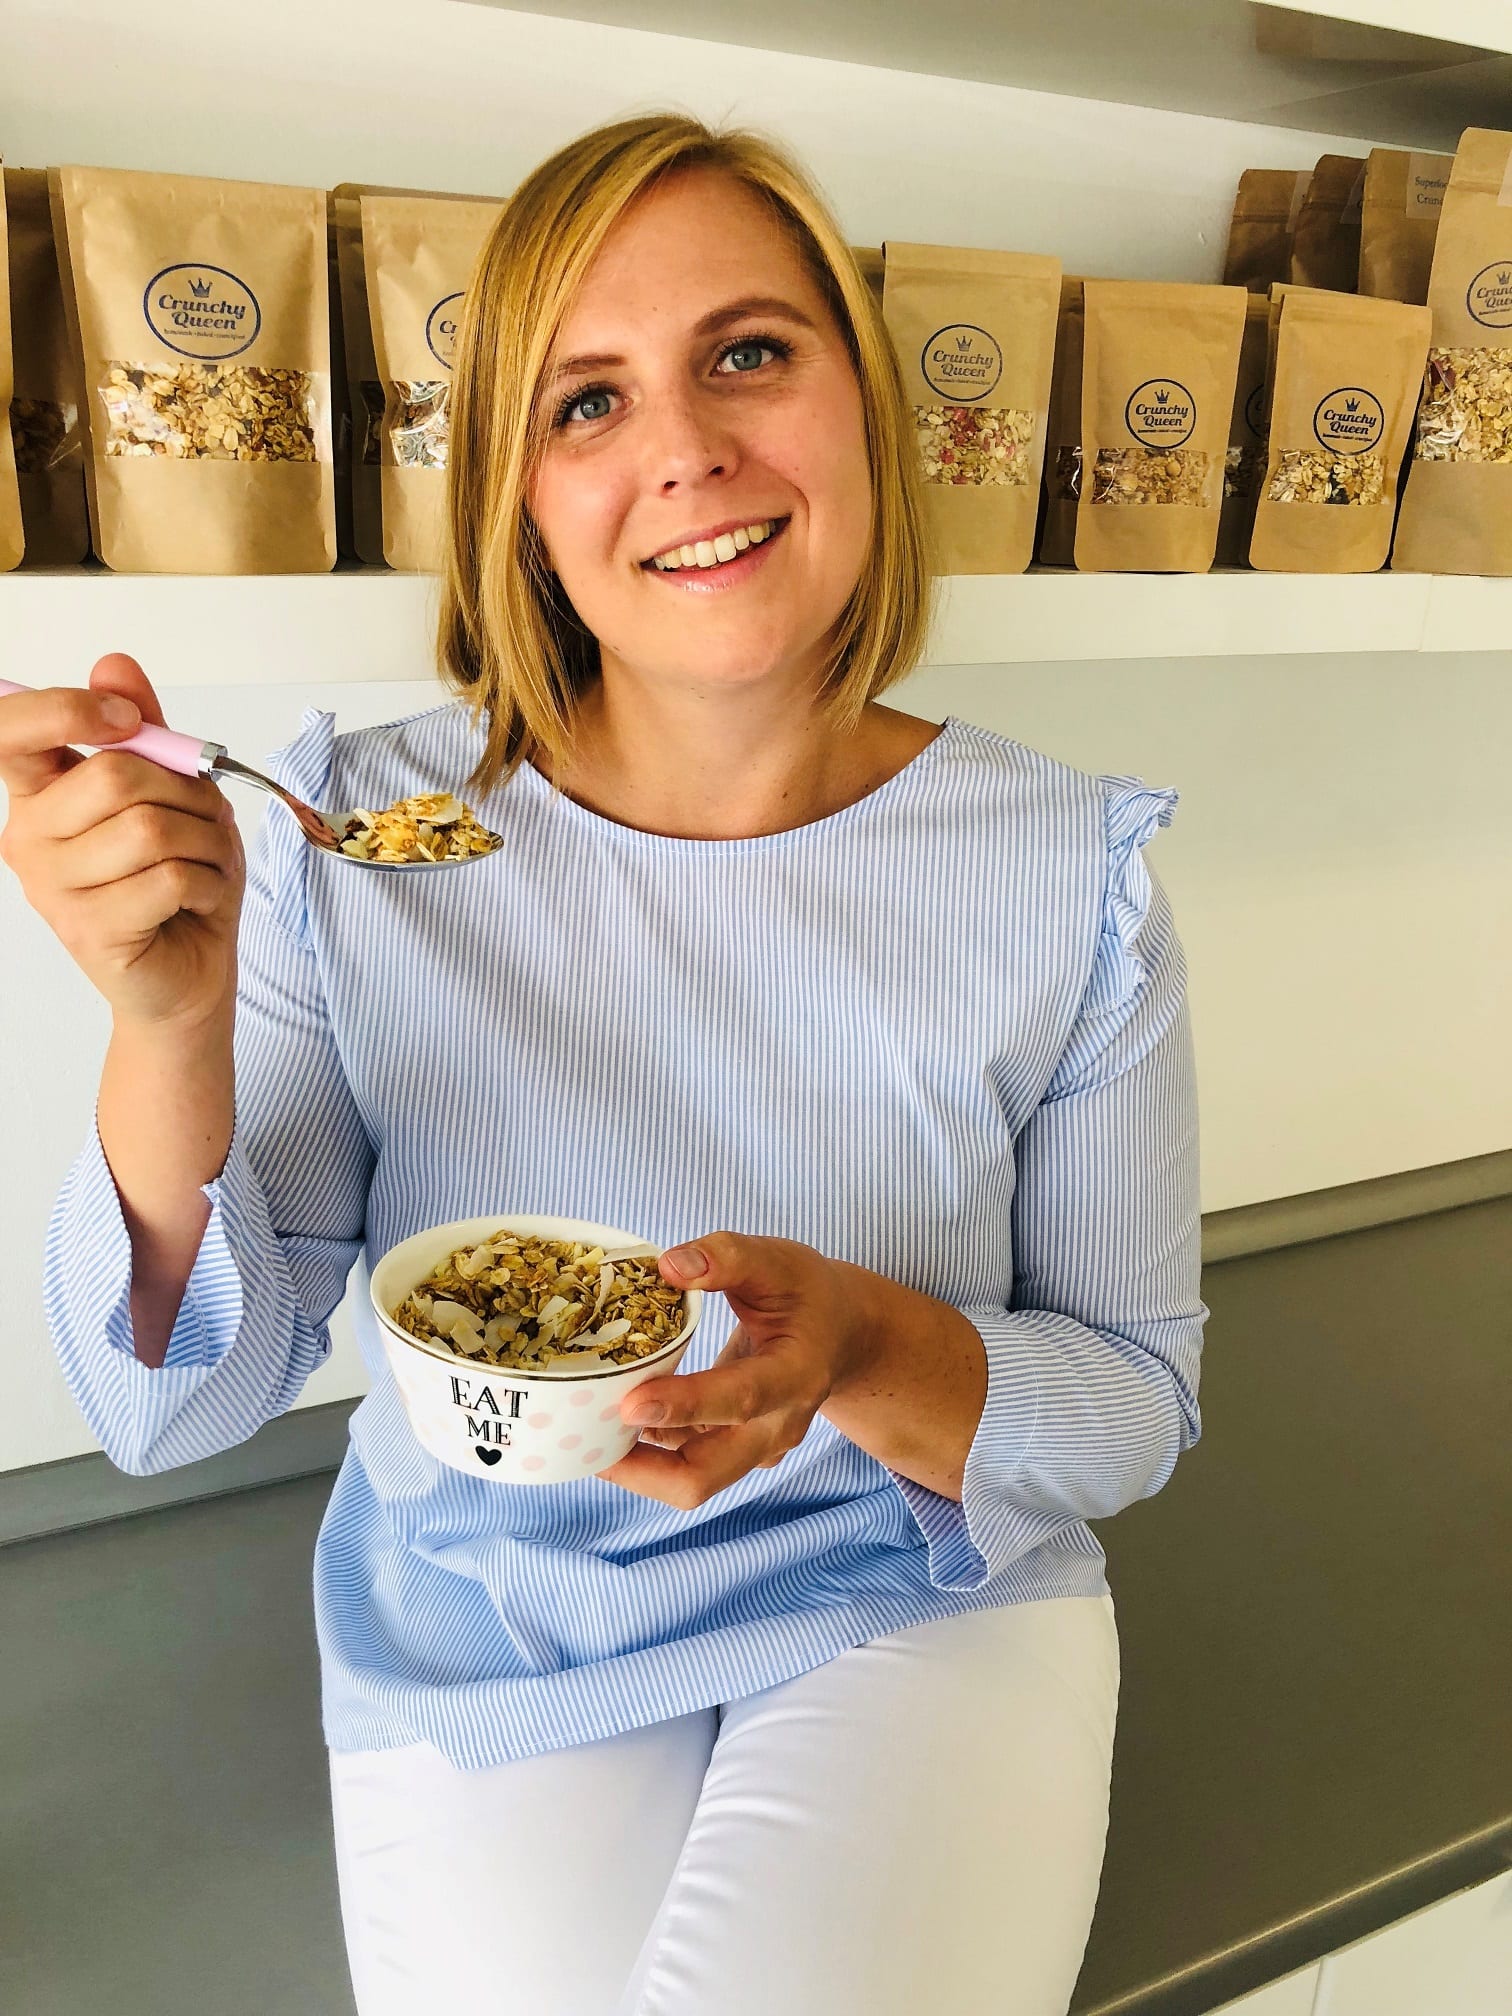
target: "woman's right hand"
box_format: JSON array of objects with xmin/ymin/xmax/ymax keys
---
[{"xmin": 0, "ymin": 652, "xmax": 245, "ymax": 1031}]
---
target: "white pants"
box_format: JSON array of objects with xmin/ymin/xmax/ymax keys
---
[{"xmin": 329, "ymin": 1594, "xmax": 1119, "ymax": 2016}]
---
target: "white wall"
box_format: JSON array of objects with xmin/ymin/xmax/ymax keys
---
[{"xmin": 1, "ymin": 0, "xmax": 1505, "ymax": 1467}]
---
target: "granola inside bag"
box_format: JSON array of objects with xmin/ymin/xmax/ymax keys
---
[
  {"xmin": 0, "ymin": 174, "xmax": 21, "ymax": 570},
  {"xmin": 50, "ymin": 165, "xmax": 334, "ymax": 572},
  {"xmin": 1074, "ymin": 280, "xmax": 1247, "ymax": 573},
  {"xmin": 333, "ymin": 182, "xmax": 504, "ymax": 565},
  {"xmin": 5, "ymin": 167, "xmax": 88, "ymax": 563},
  {"xmin": 1289, "ymin": 154, "xmax": 1367, "ymax": 293},
  {"xmin": 1215, "ymin": 293, "xmax": 1271, "ymax": 566},
  {"xmin": 1358, "ymin": 148, "xmax": 1451, "ymax": 305},
  {"xmin": 884, "ymin": 242, "xmax": 1061, "ymax": 573},
  {"xmin": 1393, "ymin": 128, "xmax": 1512, "ymax": 575},
  {"xmin": 1223, "ymin": 168, "xmax": 1310, "ymax": 293},
  {"xmin": 1249, "ymin": 287, "xmax": 1429, "ymax": 572},
  {"xmin": 361, "ymin": 193, "xmax": 504, "ymax": 572}
]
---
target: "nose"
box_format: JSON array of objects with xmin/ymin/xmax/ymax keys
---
[{"xmin": 645, "ymin": 387, "xmax": 736, "ymax": 492}]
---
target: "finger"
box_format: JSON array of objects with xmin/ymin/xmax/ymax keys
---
[
  {"xmin": 622, "ymin": 1355, "xmax": 793, "ymax": 1431},
  {"xmin": 597, "ymin": 1443, "xmax": 691, "ymax": 1503},
  {"xmin": 35, "ymin": 749, "xmax": 230, "ymax": 845},
  {"xmin": 88, "ymin": 652, "xmax": 169, "ymax": 730},
  {"xmin": 624, "ymin": 1326, "xmax": 827, "ymax": 1430},
  {"xmin": 74, "ymin": 857, "xmax": 235, "ymax": 936},
  {"xmin": 0, "ymin": 685, "xmax": 142, "ymax": 800},
  {"xmin": 659, "ymin": 1229, "xmax": 812, "ymax": 1322},
  {"xmin": 633, "ymin": 1424, "xmax": 700, "ymax": 1452},
  {"xmin": 55, "ymin": 800, "xmax": 238, "ymax": 894},
  {"xmin": 600, "ymin": 1422, "xmax": 777, "ymax": 1508}
]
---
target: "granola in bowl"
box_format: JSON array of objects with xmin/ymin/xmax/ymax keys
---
[{"xmin": 391, "ymin": 1229, "xmax": 686, "ymax": 1373}]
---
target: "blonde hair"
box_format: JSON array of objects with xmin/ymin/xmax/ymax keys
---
[{"xmin": 438, "ymin": 114, "xmax": 932, "ymax": 798}]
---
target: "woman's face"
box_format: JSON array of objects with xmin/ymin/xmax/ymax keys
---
[{"xmin": 528, "ymin": 168, "xmax": 872, "ymax": 702}]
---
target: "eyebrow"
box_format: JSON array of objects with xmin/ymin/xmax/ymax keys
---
[{"xmin": 547, "ymin": 295, "xmax": 820, "ymax": 384}]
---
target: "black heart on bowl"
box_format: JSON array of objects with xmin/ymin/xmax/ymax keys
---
[{"xmin": 475, "ymin": 1447, "xmax": 503, "ymax": 1467}]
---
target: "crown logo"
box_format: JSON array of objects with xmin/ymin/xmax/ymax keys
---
[
  {"xmin": 955, "ymin": 333, "xmax": 973, "ymax": 350},
  {"xmin": 1156, "ymin": 388, "xmax": 1169, "ymax": 405},
  {"xmin": 1345, "ymin": 396, "xmax": 1360, "ymax": 412},
  {"xmin": 189, "ymin": 276, "xmax": 213, "ymax": 298}
]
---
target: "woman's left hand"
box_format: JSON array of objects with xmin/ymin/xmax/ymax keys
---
[{"xmin": 599, "ymin": 1232, "xmax": 876, "ymax": 1510}]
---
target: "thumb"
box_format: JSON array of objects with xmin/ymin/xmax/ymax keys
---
[
  {"xmin": 660, "ymin": 1232, "xmax": 800, "ymax": 1317},
  {"xmin": 660, "ymin": 1241, "xmax": 712, "ymax": 1285},
  {"xmin": 88, "ymin": 651, "xmax": 166, "ymax": 733}
]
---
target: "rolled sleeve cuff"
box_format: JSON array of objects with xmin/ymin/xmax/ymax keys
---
[
  {"xmin": 891, "ymin": 1306, "xmax": 1039, "ymax": 1591},
  {"xmin": 61, "ymin": 1117, "xmax": 254, "ymax": 1371},
  {"xmin": 159, "ymin": 1151, "xmax": 248, "ymax": 1370}
]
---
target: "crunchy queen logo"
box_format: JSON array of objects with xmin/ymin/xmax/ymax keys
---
[
  {"xmin": 1124, "ymin": 378, "xmax": 1197, "ymax": 448},
  {"xmin": 143, "ymin": 263, "xmax": 261, "ymax": 359},
  {"xmin": 1313, "ymin": 387, "xmax": 1385, "ymax": 455},
  {"xmin": 921, "ymin": 324, "xmax": 1003, "ymax": 401},
  {"xmin": 1466, "ymin": 262, "xmax": 1512, "ymax": 329},
  {"xmin": 425, "ymin": 291, "xmax": 465, "ymax": 370}
]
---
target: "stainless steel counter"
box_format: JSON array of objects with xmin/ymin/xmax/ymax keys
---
[
  {"xmin": 2, "ymin": 1193, "xmax": 1507, "ymax": 2015},
  {"xmin": 1073, "ymin": 1194, "xmax": 1512, "ymax": 2014}
]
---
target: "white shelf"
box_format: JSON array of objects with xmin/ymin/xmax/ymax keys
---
[
  {"xmin": 0, "ymin": 571, "xmax": 445, "ymax": 689},
  {"xmin": 481, "ymin": 0, "xmax": 1512, "ymax": 151},
  {"xmin": 3, "ymin": 565, "xmax": 1505, "ymax": 683},
  {"xmin": 930, "ymin": 569, "xmax": 1437, "ymax": 664}
]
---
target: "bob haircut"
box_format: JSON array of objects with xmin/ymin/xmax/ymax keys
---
[{"xmin": 438, "ymin": 112, "xmax": 932, "ymax": 797}]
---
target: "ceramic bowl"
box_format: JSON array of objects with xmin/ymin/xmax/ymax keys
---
[{"xmin": 369, "ymin": 1213, "xmax": 700, "ymax": 1485}]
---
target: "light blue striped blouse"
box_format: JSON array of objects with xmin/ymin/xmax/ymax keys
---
[{"xmin": 44, "ymin": 703, "xmax": 1207, "ymax": 1770}]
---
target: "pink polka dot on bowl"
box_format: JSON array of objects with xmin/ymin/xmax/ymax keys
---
[
  {"xmin": 558, "ymin": 1433, "xmax": 582, "ymax": 1451},
  {"xmin": 570, "ymin": 1389, "xmax": 592, "ymax": 1408},
  {"xmin": 599, "ymin": 1402, "xmax": 622, "ymax": 1422},
  {"xmin": 528, "ymin": 1412, "xmax": 552, "ymax": 1430},
  {"xmin": 582, "ymin": 1447, "xmax": 604, "ymax": 1465},
  {"xmin": 522, "ymin": 1455, "xmax": 545, "ymax": 1472}
]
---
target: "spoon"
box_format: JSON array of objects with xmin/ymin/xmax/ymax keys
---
[{"xmin": 0, "ymin": 678, "xmax": 502, "ymax": 872}]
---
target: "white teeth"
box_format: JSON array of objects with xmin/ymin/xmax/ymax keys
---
[{"xmin": 650, "ymin": 519, "xmax": 777, "ymax": 570}]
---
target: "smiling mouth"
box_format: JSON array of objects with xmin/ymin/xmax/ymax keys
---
[{"xmin": 643, "ymin": 517, "xmax": 788, "ymax": 572}]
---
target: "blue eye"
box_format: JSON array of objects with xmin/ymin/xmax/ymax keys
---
[
  {"xmin": 721, "ymin": 342, "xmax": 769, "ymax": 373},
  {"xmin": 559, "ymin": 385, "xmax": 613, "ymax": 427},
  {"xmin": 717, "ymin": 334, "xmax": 790, "ymax": 375}
]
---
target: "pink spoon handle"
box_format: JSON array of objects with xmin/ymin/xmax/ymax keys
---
[{"xmin": 0, "ymin": 677, "xmax": 221, "ymax": 779}]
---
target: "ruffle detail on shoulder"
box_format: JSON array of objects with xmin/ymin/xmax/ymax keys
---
[
  {"xmin": 258, "ymin": 707, "xmax": 336, "ymax": 948},
  {"xmin": 1087, "ymin": 775, "xmax": 1179, "ymax": 1014}
]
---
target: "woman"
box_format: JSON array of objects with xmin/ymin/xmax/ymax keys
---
[{"xmin": 3, "ymin": 115, "xmax": 1206, "ymax": 2015}]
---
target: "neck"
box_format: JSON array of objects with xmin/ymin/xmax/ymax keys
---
[{"xmin": 533, "ymin": 658, "xmax": 879, "ymax": 842}]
